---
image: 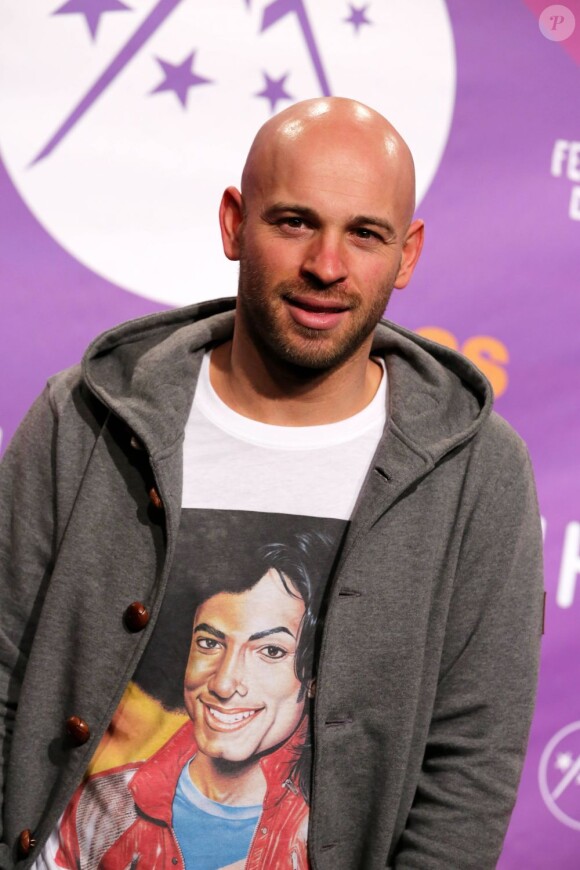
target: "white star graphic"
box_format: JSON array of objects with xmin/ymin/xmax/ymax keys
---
[{"xmin": 555, "ymin": 751, "xmax": 574, "ymax": 772}]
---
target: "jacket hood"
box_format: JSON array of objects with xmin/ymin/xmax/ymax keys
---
[{"xmin": 82, "ymin": 297, "xmax": 492, "ymax": 466}]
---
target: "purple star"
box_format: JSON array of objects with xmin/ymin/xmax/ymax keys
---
[
  {"xmin": 344, "ymin": 4, "xmax": 373, "ymax": 34},
  {"xmin": 53, "ymin": 0, "xmax": 132, "ymax": 41},
  {"xmin": 150, "ymin": 51, "xmax": 213, "ymax": 108},
  {"xmin": 255, "ymin": 72, "xmax": 293, "ymax": 114}
]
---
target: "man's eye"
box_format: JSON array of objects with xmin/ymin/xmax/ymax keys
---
[
  {"xmin": 280, "ymin": 217, "xmax": 304, "ymax": 229},
  {"xmin": 197, "ymin": 637, "xmax": 221, "ymax": 651},
  {"xmin": 354, "ymin": 228, "xmax": 378, "ymax": 240},
  {"xmin": 260, "ymin": 644, "xmax": 288, "ymax": 660}
]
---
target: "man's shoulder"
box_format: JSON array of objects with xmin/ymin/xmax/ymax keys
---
[
  {"xmin": 46, "ymin": 363, "xmax": 84, "ymax": 406},
  {"xmin": 43, "ymin": 363, "xmax": 110, "ymax": 441},
  {"xmin": 477, "ymin": 409, "xmax": 531, "ymax": 469},
  {"xmin": 458, "ymin": 410, "xmax": 538, "ymax": 520},
  {"xmin": 374, "ymin": 319, "xmax": 532, "ymax": 474}
]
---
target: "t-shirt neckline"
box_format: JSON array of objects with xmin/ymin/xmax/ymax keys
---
[{"xmin": 193, "ymin": 350, "xmax": 387, "ymax": 450}]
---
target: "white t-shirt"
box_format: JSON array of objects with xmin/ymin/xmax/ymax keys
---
[{"xmin": 183, "ymin": 350, "xmax": 387, "ymax": 518}]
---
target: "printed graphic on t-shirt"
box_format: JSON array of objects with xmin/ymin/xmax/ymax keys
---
[{"xmin": 50, "ymin": 510, "xmax": 346, "ymax": 870}]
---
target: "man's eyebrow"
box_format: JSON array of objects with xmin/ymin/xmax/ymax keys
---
[
  {"xmin": 262, "ymin": 203, "xmax": 319, "ymax": 222},
  {"xmin": 262, "ymin": 204, "xmax": 396, "ymax": 238},
  {"xmin": 249, "ymin": 626, "xmax": 295, "ymax": 641},
  {"xmin": 193, "ymin": 622, "xmax": 225, "ymax": 640}
]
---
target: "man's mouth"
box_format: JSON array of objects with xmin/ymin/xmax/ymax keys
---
[
  {"xmin": 200, "ymin": 700, "xmax": 263, "ymax": 732},
  {"xmin": 285, "ymin": 295, "xmax": 350, "ymax": 330},
  {"xmin": 286, "ymin": 295, "xmax": 349, "ymax": 313}
]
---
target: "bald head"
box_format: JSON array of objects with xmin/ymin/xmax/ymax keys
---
[
  {"xmin": 241, "ymin": 97, "xmax": 417, "ymax": 230},
  {"xmin": 218, "ymin": 96, "xmax": 425, "ymax": 384}
]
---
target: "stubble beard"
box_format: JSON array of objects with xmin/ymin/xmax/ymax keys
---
[{"xmin": 236, "ymin": 255, "xmax": 395, "ymax": 373}]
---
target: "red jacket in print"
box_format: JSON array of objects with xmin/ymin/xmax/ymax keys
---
[{"xmin": 55, "ymin": 719, "xmax": 310, "ymax": 870}]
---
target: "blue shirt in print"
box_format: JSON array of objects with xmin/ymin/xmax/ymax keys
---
[{"xmin": 172, "ymin": 759, "xmax": 261, "ymax": 870}]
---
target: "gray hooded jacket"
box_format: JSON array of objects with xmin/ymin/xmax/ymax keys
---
[{"xmin": 0, "ymin": 299, "xmax": 544, "ymax": 869}]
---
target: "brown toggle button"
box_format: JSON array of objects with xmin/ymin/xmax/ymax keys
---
[
  {"xmin": 149, "ymin": 486, "xmax": 163, "ymax": 510},
  {"xmin": 65, "ymin": 715, "xmax": 91, "ymax": 745},
  {"xmin": 18, "ymin": 829, "xmax": 36, "ymax": 857},
  {"xmin": 124, "ymin": 601, "xmax": 150, "ymax": 632}
]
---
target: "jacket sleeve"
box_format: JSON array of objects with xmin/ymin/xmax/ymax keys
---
[
  {"xmin": 0, "ymin": 387, "xmax": 58, "ymax": 865},
  {"xmin": 392, "ymin": 436, "xmax": 544, "ymax": 869}
]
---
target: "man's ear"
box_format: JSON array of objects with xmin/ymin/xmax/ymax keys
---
[
  {"xmin": 219, "ymin": 186, "xmax": 244, "ymax": 261},
  {"xmin": 394, "ymin": 219, "xmax": 424, "ymax": 289}
]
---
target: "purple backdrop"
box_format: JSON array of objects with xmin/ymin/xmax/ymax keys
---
[{"xmin": 1, "ymin": 1, "xmax": 579, "ymax": 864}]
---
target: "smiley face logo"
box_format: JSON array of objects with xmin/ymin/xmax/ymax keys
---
[
  {"xmin": 0, "ymin": 1, "xmax": 455, "ymax": 306},
  {"xmin": 539, "ymin": 721, "xmax": 580, "ymax": 830}
]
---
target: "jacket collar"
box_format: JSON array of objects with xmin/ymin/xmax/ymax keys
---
[
  {"xmin": 82, "ymin": 297, "xmax": 493, "ymax": 548},
  {"xmin": 130, "ymin": 717, "xmax": 309, "ymax": 823},
  {"xmin": 83, "ymin": 295, "xmax": 492, "ymax": 467}
]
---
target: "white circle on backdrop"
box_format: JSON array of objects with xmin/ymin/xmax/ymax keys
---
[
  {"xmin": 539, "ymin": 721, "xmax": 580, "ymax": 830},
  {"xmin": 0, "ymin": 0, "xmax": 456, "ymax": 307}
]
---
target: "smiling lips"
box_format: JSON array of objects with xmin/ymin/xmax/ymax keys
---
[
  {"xmin": 285, "ymin": 294, "xmax": 350, "ymax": 331},
  {"xmin": 202, "ymin": 700, "xmax": 263, "ymax": 732}
]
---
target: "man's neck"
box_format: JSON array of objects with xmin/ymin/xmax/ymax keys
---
[
  {"xmin": 210, "ymin": 338, "xmax": 382, "ymax": 427},
  {"xmin": 188, "ymin": 753, "xmax": 266, "ymax": 806}
]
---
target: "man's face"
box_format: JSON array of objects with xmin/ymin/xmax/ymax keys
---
[
  {"xmin": 224, "ymin": 131, "xmax": 418, "ymax": 371},
  {"xmin": 184, "ymin": 569, "xmax": 306, "ymax": 763}
]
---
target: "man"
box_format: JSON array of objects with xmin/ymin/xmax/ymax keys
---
[
  {"xmin": 53, "ymin": 532, "xmax": 330, "ymax": 869},
  {"xmin": 0, "ymin": 97, "xmax": 543, "ymax": 869}
]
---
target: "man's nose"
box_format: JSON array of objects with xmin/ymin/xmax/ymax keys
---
[
  {"xmin": 208, "ymin": 648, "xmax": 248, "ymax": 699},
  {"xmin": 301, "ymin": 231, "xmax": 348, "ymax": 287}
]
